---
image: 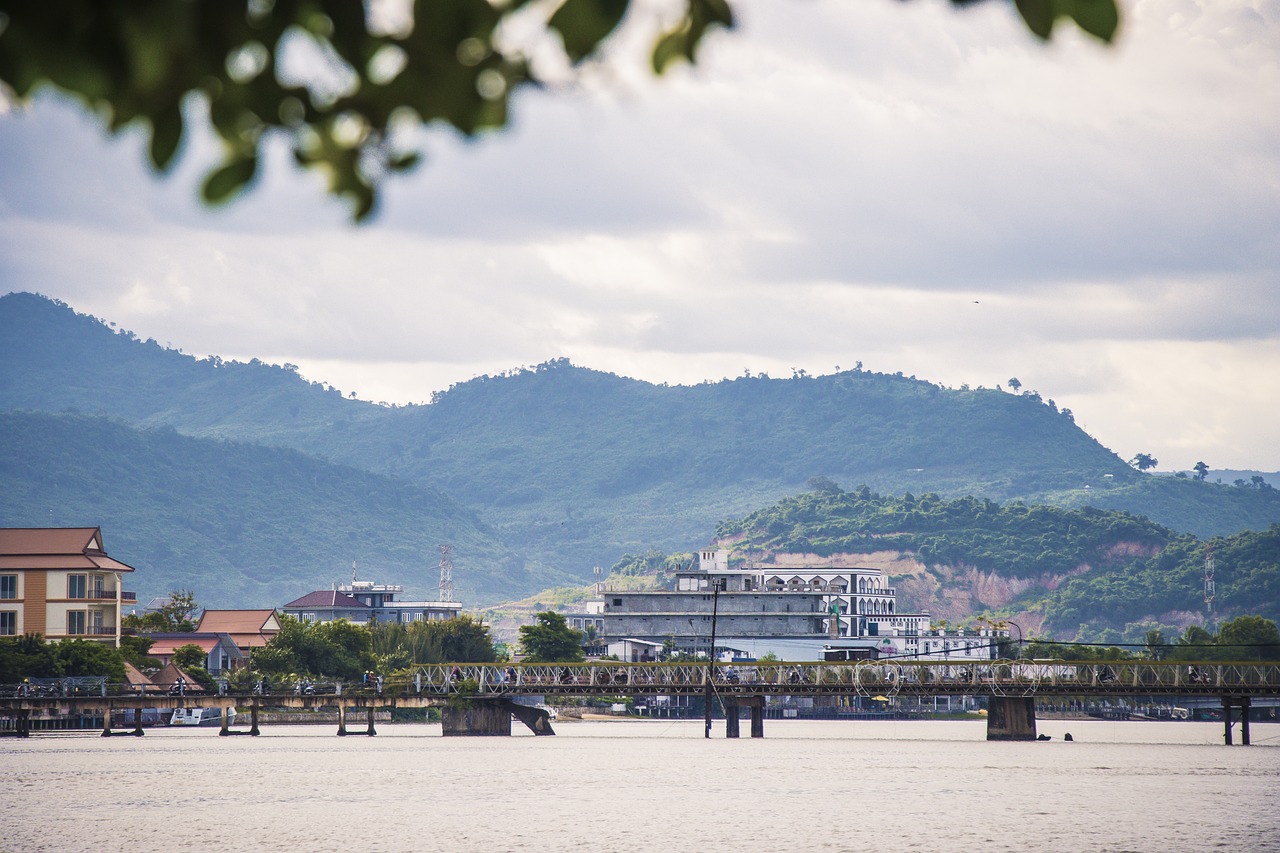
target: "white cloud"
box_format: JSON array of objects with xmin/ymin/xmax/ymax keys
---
[{"xmin": 1, "ymin": 0, "xmax": 1277, "ymax": 472}]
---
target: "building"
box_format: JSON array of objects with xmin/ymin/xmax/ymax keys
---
[
  {"xmin": 194, "ymin": 610, "xmax": 281, "ymax": 657},
  {"xmin": 0, "ymin": 527, "xmax": 137, "ymax": 646},
  {"xmin": 281, "ymin": 579, "xmax": 463, "ymax": 625},
  {"xmin": 594, "ymin": 548, "xmax": 1003, "ymax": 662},
  {"xmin": 141, "ymin": 632, "xmax": 247, "ymax": 674}
]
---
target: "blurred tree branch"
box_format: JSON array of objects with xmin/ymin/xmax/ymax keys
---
[{"xmin": 0, "ymin": 0, "xmax": 1118, "ymax": 221}]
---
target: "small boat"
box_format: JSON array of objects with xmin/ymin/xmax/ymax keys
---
[{"xmin": 170, "ymin": 707, "xmax": 235, "ymax": 727}]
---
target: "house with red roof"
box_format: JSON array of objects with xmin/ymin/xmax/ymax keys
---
[{"xmin": 194, "ymin": 610, "xmax": 281, "ymax": 656}]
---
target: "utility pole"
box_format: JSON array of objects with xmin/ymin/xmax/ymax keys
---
[{"xmin": 704, "ymin": 577, "xmax": 725, "ymax": 739}]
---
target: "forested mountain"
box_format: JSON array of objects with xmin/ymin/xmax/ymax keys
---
[
  {"xmin": 4, "ymin": 291, "xmax": 1279, "ymax": 608},
  {"xmin": 0, "ymin": 412, "xmax": 548, "ymax": 607},
  {"xmin": 712, "ymin": 487, "xmax": 1280, "ymax": 642}
]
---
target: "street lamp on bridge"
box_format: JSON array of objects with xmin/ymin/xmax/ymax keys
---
[{"xmin": 704, "ymin": 577, "xmax": 725, "ymax": 739}]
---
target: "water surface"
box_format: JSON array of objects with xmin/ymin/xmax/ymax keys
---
[{"xmin": 5, "ymin": 719, "xmax": 1277, "ymax": 852}]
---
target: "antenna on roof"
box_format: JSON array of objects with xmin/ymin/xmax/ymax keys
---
[{"xmin": 351, "ymin": 560, "xmax": 357, "ymax": 585}]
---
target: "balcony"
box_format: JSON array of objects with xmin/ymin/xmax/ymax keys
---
[{"xmin": 84, "ymin": 590, "xmax": 137, "ymax": 602}]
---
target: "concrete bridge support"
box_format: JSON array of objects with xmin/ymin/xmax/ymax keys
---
[
  {"xmin": 986, "ymin": 696, "xmax": 1037, "ymax": 741},
  {"xmin": 100, "ymin": 704, "xmax": 146, "ymax": 737},
  {"xmin": 723, "ymin": 697, "xmax": 765, "ymax": 738},
  {"xmin": 1223, "ymin": 696, "xmax": 1251, "ymax": 746},
  {"xmin": 442, "ymin": 700, "xmax": 555, "ymax": 736}
]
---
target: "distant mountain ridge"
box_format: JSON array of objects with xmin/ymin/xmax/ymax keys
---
[
  {"xmin": 3, "ymin": 291, "xmax": 1279, "ymax": 605},
  {"xmin": 0, "ymin": 411, "xmax": 545, "ymax": 607}
]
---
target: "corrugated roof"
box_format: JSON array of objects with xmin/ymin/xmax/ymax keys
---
[{"xmin": 282, "ymin": 590, "xmax": 369, "ymax": 609}]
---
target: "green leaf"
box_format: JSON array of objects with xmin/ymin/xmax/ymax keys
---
[
  {"xmin": 1014, "ymin": 0, "xmax": 1054, "ymax": 40},
  {"xmin": 148, "ymin": 103, "xmax": 184, "ymax": 172},
  {"xmin": 1065, "ymin": 0, "xmax": 1119, "ymax": 42},
  {"xmin": 201, "ymin": 154, "xmax": 258, "ymax": 204},
  {"xmin": 548, "ymin": 0, "xmax": 628, "ymax": 64},
  {"xmin": 652, "ymin": 28, "xmax": 690, "ymax": 74}
]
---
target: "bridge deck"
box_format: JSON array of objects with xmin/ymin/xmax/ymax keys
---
[{"xmin": 4, "ymin": 659, "xmax": 1275, "ymax": 713}]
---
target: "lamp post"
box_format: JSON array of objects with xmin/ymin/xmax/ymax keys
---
[
  {"xmin": 1007, "ymin": 620, "xmax": 1023, "ymax": 659},
  {"xmin": 704, "ymin": 577, "xmax": 725, "ymax": 739}
]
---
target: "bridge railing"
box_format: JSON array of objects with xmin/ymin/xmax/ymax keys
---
[{"xmin": 4, "ymin": 660, "xmax": 1280, "ymax": 702}]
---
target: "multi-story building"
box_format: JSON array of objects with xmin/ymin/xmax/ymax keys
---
[
  {"xmin": 596, "ymin": 548, "xmax": 1002, "ymax": 662},
  {"xmin": 0, "ymin": 527, "xmax": 137, "ymax": 646},
  {"xmin": 281, "ymin": 579, "xmax": 462, "ymax": 625}
]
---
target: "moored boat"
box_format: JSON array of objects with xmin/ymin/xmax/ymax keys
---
[{"xmin": 170, "ymin": 707, "xmax": 235, "ymax": 727}]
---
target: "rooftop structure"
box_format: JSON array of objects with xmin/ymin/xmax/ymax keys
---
[{"xmin": 281, "ymin": 579, "xmax": 463, "ymax": 625}]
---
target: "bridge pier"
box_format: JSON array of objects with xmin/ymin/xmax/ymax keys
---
[
  {"xmin": 723, "ymin": 697, "xmax": 765, "ymax": 738},
  {"xmin": 442, "ymin": 700, "xmax": 555, "ymax": 736},
  {"xmin": 1223, "ymin": 696, "xmax": 1251, "ymax": 746},
  {"xmin": 336, "ymin": 704, "xmax": 347, "ymax": 736},
  {"xmin": 986, "ymin": 697, "xmax": 1037, "ymax": 741},
  {"xmin": 99, "ymin": 704, "xmax": 145, "ymax": 737}
]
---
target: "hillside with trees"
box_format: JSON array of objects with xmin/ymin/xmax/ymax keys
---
[
  {"xmin": 0, "ymin": 411, "xmax": 550, "ymax": 607},
  {"xmin": 710, "ymin": 486, "xmax": 1280, "ymax": 642},
  {"xmin": 3, "ymin": 292, "xmax": 1278, "ymax": 616}
]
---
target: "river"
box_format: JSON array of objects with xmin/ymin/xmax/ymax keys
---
[{"xmin": 4, "ymin": 719, "xmax": 1278, "ymax": 852}]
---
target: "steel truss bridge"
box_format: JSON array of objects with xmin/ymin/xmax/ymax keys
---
[
  {"xmin": 4, "ymin": 660, "xmax": 1277, "ymax": 742},
  {"xmin": 405, "ymin": 659, "xmax": 1280, "ymax": 699}
]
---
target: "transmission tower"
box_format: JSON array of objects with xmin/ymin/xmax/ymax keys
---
[
  {"xmin": 1204, "ymin": 542, "xmax": 1216, "ymax": 631},
  {"xmin": 439, "ymin": 544, "xmax": 454, "ymax": 602}
]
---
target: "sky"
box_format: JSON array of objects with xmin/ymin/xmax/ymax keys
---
[{"xmin": 1, "ymin": 0, "xmax": 1278, "ymax": 472}]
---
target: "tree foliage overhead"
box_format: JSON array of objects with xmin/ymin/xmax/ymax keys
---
[{"xmin": 0, "ymin": 0, "xmax": 1117, "ymax": 220}]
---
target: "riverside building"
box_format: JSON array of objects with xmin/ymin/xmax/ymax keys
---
[{"xmin": 592, "ymin": 548, "xmax": 1003, "ymax": 663}]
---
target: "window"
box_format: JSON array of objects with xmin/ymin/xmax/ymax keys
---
[
  {"xmin": 0, "ymin": 611, "xmax": 15, "ymax": 635},
  {"xmin": 0, "ymin": 575, "xmax": 15, "ymax": 599},
  {"xmin": 67, "ymin": 610, "xmax": 87, "ymax": 635},
  {"xmin": 67, "ymin": 574, "xmax": 87, "ymax": 599}
]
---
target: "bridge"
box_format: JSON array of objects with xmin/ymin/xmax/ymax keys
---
[{"xmin": 3, "ymin": 659, "xmax": 1278, "ymax": 743}]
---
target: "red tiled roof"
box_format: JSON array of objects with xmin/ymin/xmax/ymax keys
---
[
  {"xmin": 197, "ymin": 610, "xmax": 281, "ymax": 634},
  {"xmin": 0, "ymin": 527, "xmax": 136, "ymax": 572},
  {"xmin": 283, "ymin": 590, "xmax": 369, "ymax": 609},
  {"xmin": 147, "ymin": 636, "xmax": 221, "ymax": 656}
]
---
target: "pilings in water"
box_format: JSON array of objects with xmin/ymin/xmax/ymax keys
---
[
  {"xmin": 335, "ymin": 704, "xmax": 380, "ymax": 736},
  {"xmin": 99, "ymin": 705, "xmax": 146, "ymax": 737},
  {"xmin": 0, "ymin": 709, "xmax": 31, "ymax": 737},
  {"xmin": 1223, "ymin": 696, "xmax": 1251, "ymax": 746},
  {"xmin": 986, "ymin": 696, "xmax": 1037, "ymax": 741}
]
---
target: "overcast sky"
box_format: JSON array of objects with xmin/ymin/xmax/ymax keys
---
[{"xmin": 2, "ymin": 0, "xmax": 1277, "ymax": 472}]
